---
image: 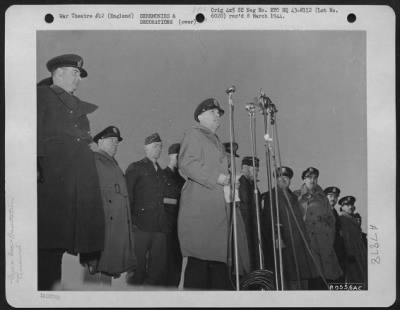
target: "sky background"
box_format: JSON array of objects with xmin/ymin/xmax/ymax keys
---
[{"xmin": 37, "ymin": 30, "xmax": 367, "ymax": 231}]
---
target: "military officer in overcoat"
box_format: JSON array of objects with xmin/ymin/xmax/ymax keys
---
[
  {"xmin": 238, "ymin": 156, "xmax": 262, "ymax": 272},
  {"xmin": 324, "ymin": 186, "xmax": 346, "ymax": 282},
  {"xmin": 125, "ymin": 133, "xmax": 168, "ymax": 285},
  {"xmin": 338, "ymin": 196, "xmax": 367, "ymax": 289},
  {"xmin": 92, "ymin": 126, "xmax": 136, "ymax": 279},
  {"xmin": 37, "ymin": 54, "xmax": 105, "ymax": 290},
  {"xmin": 163, "ymin": 143, "xmax": 185, "ymax": 286},
  {"xmin": 294, "ymin": 167, "xmax": 343, "ymax": 289},
  {"xmin": 178, "ymin": 98, "xmax": 233, "ymax": 290}
]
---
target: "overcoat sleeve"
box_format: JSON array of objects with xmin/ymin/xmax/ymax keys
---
[
  {"xmin": 179, "ymin": 130, "xmax": 221, "ymax": 190},
  {"xmin": 37, "ymin": 87, "xmax": 46, "ymax": 157}
]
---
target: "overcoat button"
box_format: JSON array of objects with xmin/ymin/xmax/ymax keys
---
[
  {"xmin": 110, "ymin": 216, "xmax": 113, "ymax": 220},
  {"xmin": 109, "ymin": 200, "xmax": 112, "ymax": 203}
]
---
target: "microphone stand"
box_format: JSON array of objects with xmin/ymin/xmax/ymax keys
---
[
  {"xmin": 245, "ymin": 103, "xmax": 264, "ymax": 270},
  {"xmin": 259, "ymin": 92, "xmax": 284, "ymax": 290},
  {"xmin": 238, "ymin": 101, "xmax": 274, "ymax": 291},
  {"xmin": 226, "ymin": 86, "xmax": 240, "ymax": 291}
]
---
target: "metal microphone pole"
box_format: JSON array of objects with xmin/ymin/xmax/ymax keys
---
[
  {"xmin": 245, "ymin": 103, "xmax": 264, "ymax": 270},
  {"xmin": 226, "ymin": 86, "xmax": 240, "ymax": 291},
  {"xmin": 259, "ymin": 92, "xmax": 284, "ymax": 290}
]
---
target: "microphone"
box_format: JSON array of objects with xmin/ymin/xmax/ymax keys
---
[
  {"xmin": 226, "ymin": 86, "xmax": 236, "ymax": 94},
  {"xmin": 245, "ymin": 102, "xmax": 256, "ymax": 113}
]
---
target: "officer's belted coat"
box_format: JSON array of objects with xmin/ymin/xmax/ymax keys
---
[
  {"xmin": 178, "ymin": 123, "xmax": 230, "ymax": 263},
  {"xmin": 94, "ymin": 150, "xmax": 136, "ymax": 276},
  {"xmin": 37, "ymin": 84, "xmax": 104, "ymax": 254},
  {"xmin": 294, "ymin": 184, "xmax": 343, "ymax": 280}
]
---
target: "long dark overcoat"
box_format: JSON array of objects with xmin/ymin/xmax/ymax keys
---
[
  {"xmin": 178, "ymin": 123, "xmax": 230, "ymax": 263},
  {"xmin": 339, "ymin": 214, "xmax": 367, "ymax": 286},
  {"xmin": 263, "ymin": 188, "xmax": 319, "ymax": 281},
  {"xmin": 238, "ymin": 175, "xmax": 262, "ymax": 270},
  {"xmin": 94, "ymin": 150, "xmax": 136, "ymax": 276},
  {"xmin": 294, "ymin": 184, "xmax": 343, "ymax": 281},
  {"xmin": 37, "ymin": 84, "xmax": 104, "ymax": 253}
]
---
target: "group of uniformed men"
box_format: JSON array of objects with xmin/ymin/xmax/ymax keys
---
[{"xmin": 37, "ymin": 54, "xmax": 367, "ymax": 291}]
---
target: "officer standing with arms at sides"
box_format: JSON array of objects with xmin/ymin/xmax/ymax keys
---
[
  {"xmin": 92, "ymin": 126, "xmax": 136, "ymax": 280},
  {"xmin": 338, "ymin": 196, "xmax": 367, "ymax": 289},
  {"xmin": 294, "ymin": 167, "xmax": 343, "ymax": 289},
  {"xmin": 324, "ymin": 186, "xmax": 346, "ymax": 283},
  {"xmin": 37, "ymin": 54, "xmax": 105, "ymax": 290},
  {"xmin": 238, "ymin": 156, "xmax": 262, "ymax": 272},
  {"xmin": 178, "ymin": 98, "xmax": 233, "ymax": 290},
  {"xmin": 125, "ymin": 133, "xmax": 168, "ymax": 286},
  {"xmin": 163, "ymin": 143, "xmax": 185, "ymax": 287}
]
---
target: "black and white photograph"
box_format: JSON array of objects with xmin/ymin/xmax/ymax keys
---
[{"xmin": 5, "ymin": 4, "xmax": 396, "ymax": 308}]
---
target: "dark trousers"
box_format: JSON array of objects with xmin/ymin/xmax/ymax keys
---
[
  {"xmin": 184, "ymin": 256, "xmax": 233, "ymax": 290},
  {"xmin": 165, "ymin": 206, "xmax": 182, "ymax": 286},
  {"xmin": 38, "ymin": 249, "xmax": 64, "ymax": 290},
  {"xmin": 129, "ymin": 228, "xmax": 167, "ymax": 285}
]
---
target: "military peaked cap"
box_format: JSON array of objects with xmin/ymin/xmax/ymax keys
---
[
  {"xmin": 338, "ymin": 195, "xmax": 356, "ymax": 206},
  {"xmin": 168, "ymin": 143, "xmax": 181, "ymax": 155},
  {"xmin": 145, "ymin": 132, "xmax": 162, "ymax": 145},
  {"xmin": 46, "ymin": 54, "xmax": 88, "ymax": 78},
  {"xmin": 324, "ymin": 186, "xmax": 341, "ymax": 196},
  {"xmin": 276, "ymin": 166, "xmax": 294, "ymax": 179},
  {"xmin": 242, "ymin": 156, "xmax": 260, "ymax": 167},
  {"xmin": 223, "ymin": 142, "xmax": 239, "ymax": 158},
  {"xmin": 301, "ymin": 167, "xmax": 319, "ymax": 179},
  {"xmin": 93, "ymin": 126, "xmax": 123, "ymax": 143},
  {"xmin": 194, "ymin": 98, "xmax": 224, "ymax": 122}
]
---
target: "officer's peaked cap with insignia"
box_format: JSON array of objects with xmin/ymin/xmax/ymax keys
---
[
  {"xmin": 338, "ymin": 195, "xmax": 356, "ymax": 206},
  {"xmin": 145, "ymin": 132, "xmax": 162, "ymax": 145},
  {"xmin": 223, "ymin": 142, "xmax": 239, "ymax": 158},
  {"xmin": 168, "ymin": 143, "xmax": 181, "ymax": 155},
  {"xmin": 276, "ymin": 166, "xmax": 294, "ymax": 179},
  {"xmin": 46, "ymin": 54, "xmax": 88, "ymax": 78},
  {"xmin": 301, "ymin": 167, "xmax": 319, "ymax": 179},
  {"xmin": 324, "ymin": 186, "xmax": 341, "ymax": 196},
  {"xmin": 93, "ymin": 126, "xmax": 122, "ymax": 143},
  {"xmin": 194, "ymin": 98, "xmax": 224, "ymax": 122},
  {"xmin": 242, "ymin": 156, "xmax": 260, "ymax": 167}
]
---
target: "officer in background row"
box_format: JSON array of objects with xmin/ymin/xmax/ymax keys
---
[
  {"xmin": 239, "ymin": 156, "xmax": 262, "ymax": 272},
  {"xmin": 163, "ymin": 143, "xmax": 185, "ymax": 287},
  {"xmin": 223, "ymin": 142, "xmax": 251, "ymax": 279},
  {"xmin": 37, "ymin": 54, "xmax": 104, "ymax": 290},
  {"xmin": 338, "ymin": 196, "xmax": 367, "ymax": 289},
  {"xmin": 324, "ymin": 186, "xmax": 346, "ymax": 283},
  {"xmin": 125, "ymin": 133, "xmax": 168, "ymax": 286}
]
